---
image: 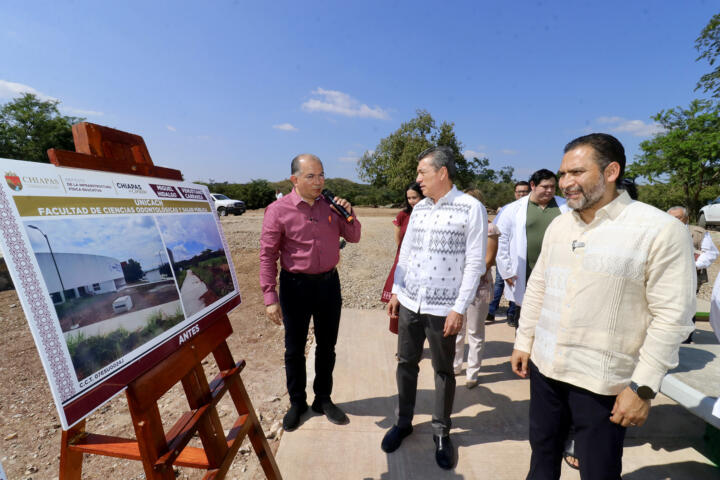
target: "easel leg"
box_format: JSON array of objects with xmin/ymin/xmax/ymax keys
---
[
  {"xmin": 126, "ymin": 391, "xmax": 176, "ymax": 480},
  {"xmin": 181, "ymin": 364, "xmax": 229, "ymax": 467},
  {"xmin": 213, "ymin": 343, "xmax": 283, "ymax": 480},
  {"xmin": 59, "ymin": 420, "xmax": 85, "ymax": 480}
]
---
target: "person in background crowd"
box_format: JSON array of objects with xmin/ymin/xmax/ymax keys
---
[
  {"xmin": 668, "ymin": 205, "xmax": 719, "ymax": 343},
  {"xmin": 381, "ymin": 182, "xmax": 425, "ymax": 333},
  {"xmin": 487, "ymin": 181, "xmax": 530, "ymax": 323},
  {"xmin": 453, "ymin": 188, "xmax": 500, "ymax": 388},
  {"xmin": 275, "ymin": 188, "xmax": 284, "ymax": 200},
  {"xmin": 495, "ymin": 171, "xmax": 568, "ymax": 327},
  {"xmin": 260, "ymin": 154, "xmax": 362, "ymax": 432},
  {"xmin": 511, "ymin": 133, "xmax": 695, "ymax": 480},
  {"xmin": 710, "ymin": 272, "xmax": 720, "ymax": 343},
  {"xmin": 382, "ymin": 146, "xmax": 487, "ymax": 470}
]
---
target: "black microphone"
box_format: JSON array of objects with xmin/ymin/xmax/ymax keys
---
[{"xmin": 322, "ymin": 189, "xmax": 354, "ymax": 223}]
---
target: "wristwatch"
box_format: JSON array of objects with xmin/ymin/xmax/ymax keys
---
[{"xmin": 629, "ymin": 381, "xmax": 656, "ymax": 400}]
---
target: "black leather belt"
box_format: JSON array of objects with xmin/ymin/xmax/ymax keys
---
[{"xmin": 281, "ymin": 268, "xmax": 337, "ymax": 281}]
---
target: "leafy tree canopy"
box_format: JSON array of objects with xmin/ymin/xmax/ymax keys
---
[
  {"xmin": 122, "ymin": 258, "xmax": 144, "ymax": 283},
  {"xmin": 357, "ymin": 109, "xmax": 478, "ymax": 194},
  {"xmin": 0, "ymin": 93, "xmax": 82, "ymax": 162},
  {"xmin": 696, "ymin": 13, "xmax": 720, "ymax": 97},
  {"xmin": 628, "ymin": 99, "xmax": 720, "ymax": 220}
]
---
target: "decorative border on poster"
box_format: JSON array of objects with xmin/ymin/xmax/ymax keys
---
[{"xmin": 0, "ymin": 188, "xmax": 76, "ymax": 400}]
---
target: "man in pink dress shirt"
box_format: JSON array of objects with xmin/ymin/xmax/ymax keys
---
[{"xmin": 260, "ymin": 154, "xmax": 361, "ymax": 431}]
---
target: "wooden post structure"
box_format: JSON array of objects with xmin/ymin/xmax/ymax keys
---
[{"xmin": 52, "ymin": 123, "xmax": 281, "ymax": 480}]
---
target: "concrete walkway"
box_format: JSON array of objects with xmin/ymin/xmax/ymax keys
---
[
  {"xmin": 275, "ymin": 309, "xmax": 720, "ymax": 479},
  {"xmin": 180, "ymin": 270, "xmax": 209, "ymax": 316}
]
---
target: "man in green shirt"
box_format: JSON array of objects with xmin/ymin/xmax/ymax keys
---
[
  {"xmin": 525, "ymin": 170, "xmax": 563, "ymax": 281},
  {"xmin": 495, "ymin": 169, "xmax": 568, "ymax": 327}
]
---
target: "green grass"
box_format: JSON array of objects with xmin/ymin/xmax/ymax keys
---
[
  {"xmin": 189, "ymin": 257, "xmax": 233, "ymax": 299},
  {"xmin": 176, "ymin": 269, "xmax": 187, "ymax": 289},
  {"xmin": 66, "ymin": 306, "xmax": 185, "ymax": 381}
]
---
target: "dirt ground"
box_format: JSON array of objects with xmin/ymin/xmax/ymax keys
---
[
  {"xmin": 56, "ymin": 280, "xmax": 180, "ymax": 331},
  {"xmin": 0, "ymin": 207, "xmax": 398, "ymax": 480},
  {"xmin": 0, "ymin": 206, "xmax": 717, "ymax": 479}
]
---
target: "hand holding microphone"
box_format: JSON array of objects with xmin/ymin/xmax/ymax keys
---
[{"xmin": 322, "ymin": 189, "xmax": 354, "ymax": 223}]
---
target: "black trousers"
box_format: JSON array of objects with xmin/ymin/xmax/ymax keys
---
[
  {"xmin": 279, "ymin": 269, "xmax": 342, "ymax": 406},
  {"xmin": 396, "ymin": 304, "xmax": 457, "ymax": 436},
  {"xmin": 527, "ymin": 362, "xmax": 626, "ymax": 480}
]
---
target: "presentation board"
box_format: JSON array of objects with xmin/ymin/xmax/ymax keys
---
[{"xmin": 0, "ymin": 158, "xmax": 240, "ymax": 428}]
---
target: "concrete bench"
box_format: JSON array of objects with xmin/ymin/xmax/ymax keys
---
[{"xmin": 660, "ymin": 341, "xmax": 720, "ymax": 429}]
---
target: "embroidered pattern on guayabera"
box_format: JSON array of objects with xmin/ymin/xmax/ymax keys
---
[
  {"xmin": 428, "ymin": 229, "xmax": 466, "ymax": 255},
  {"xmin": 425, "ymin": 287, "xmax": 460, "ymax": 306}
]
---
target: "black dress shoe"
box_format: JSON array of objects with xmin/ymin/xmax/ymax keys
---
[
  {"xmin": 381, "ymin": 425, "xmax": 413, "ymax": 453},
  {"xmin": 311, "ymin": 399, "xmax": 349, "ymax": 425},
  {"xmin": 434, "ymin": 434, "xmax": 455, "ymax": 470},
  {"xmin": 485, "ymin": 313, "xmax": 495, "ymax": 323},
  {"xmin": 282, "ymin": 402, "xmax": 308, "ymax": 432}
]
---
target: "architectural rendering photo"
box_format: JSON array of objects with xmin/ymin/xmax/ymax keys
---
[
  {"xmin": 156, "ymin": 214, "xmax": 234, "ymax": 318},
  {"xmin": 25, "ymin": 216, "xmax": 185, "ymax": 380}
]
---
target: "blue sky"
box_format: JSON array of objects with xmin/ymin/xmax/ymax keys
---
[
  {"xmin": 25, "ymin": 216, "xmax": 169, "ymax": 270},
  {"xmin": 156, "ymin": 214, "xmax": 224, "ymax": 262},
  {"xmin": 1, "ymin": 1, "xmax": 717, "ymax": 184}
]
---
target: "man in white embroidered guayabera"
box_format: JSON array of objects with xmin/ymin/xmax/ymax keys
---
[
  {"xmin": 382, "ymin": 146, "xmax": 487, "ymax": 470},
  {"xmin": 511, "ymin": 133, "xmax": 695, "ymax": 480}
]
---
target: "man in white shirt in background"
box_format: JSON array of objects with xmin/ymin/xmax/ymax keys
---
[
  {"xmin": 495, "ymin": 169, "xmax": 569, "ymax": 327},
  {"xmin": 668, "ymin": 206, "xmax": 718, "ymax": 343},
  {"xmin": 382, "ymin": 146, "xmax": 487, "ymax": 470},
  {"xmin": 487, "ymin": 181, "xmax": 531, "ymax": 323},
  {"xmin": 511, "ymin": 133, "xmax": 695, "ymax": 479}
]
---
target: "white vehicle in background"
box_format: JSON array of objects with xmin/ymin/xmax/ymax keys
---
[
  {"xmin": 699, "ymin": 197, "xmax": 720, "ymax": 229},
  {"xmin": 210, "ymin": 193, "xmax": 247, "ymax": 216}
]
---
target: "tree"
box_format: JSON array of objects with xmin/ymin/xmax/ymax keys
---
[
  {"xmin": 0, "ymin": 93, "xmax": 82, "ymax": 162},
  {"xmin": 122, "ymin": 259, "xmax": 144, "ymax": 283},
  {"xmin": 628, "ymin": 99, "xmax": 720, "ymax": 220},
  {"xmin": 357, "ymin": 110, "xmax": 474, "ymax": 195},
  {"xmin": 236, "ymin": 179, "xmax": 276, "ymax": 209},
  {"xmin": 696, "ymin": 13, "xmax": 720, "ymax": 97}
]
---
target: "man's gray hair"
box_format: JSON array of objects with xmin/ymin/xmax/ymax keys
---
[
  {"xmin": 667, "ymin": 206, "xmax": 689, "ymax": 218},
  {"xmin": 417, "ymin": 146, "xmax": 456, "ymax": 180},
  {"xmin": 291, "ymin": 154, "xmax": 322, "ymax": 176}
]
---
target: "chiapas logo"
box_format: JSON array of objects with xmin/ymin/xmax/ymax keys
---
[{"xmin": 5, "ymin": 172, "xmax": 21, "ymax": 191}]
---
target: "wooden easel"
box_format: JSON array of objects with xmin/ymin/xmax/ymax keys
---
[{"xmin": 50, "ymin": 123, "xmax": 281, "ymax": 480}]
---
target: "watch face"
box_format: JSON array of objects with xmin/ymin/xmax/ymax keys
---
[{"xmin": 637, "ymin": 385, "xmax": 655, "ymax": 399}]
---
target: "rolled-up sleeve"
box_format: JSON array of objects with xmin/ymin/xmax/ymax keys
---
[
  {"xmin": 632, "ymin": 220, "xmax": 696, "ymax": 391},
  {"xmin": 696, "ymin": 232, "xmax": 719, "ymax": 270}
]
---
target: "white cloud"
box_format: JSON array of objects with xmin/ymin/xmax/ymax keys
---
[
  {"xmin": 61, "ymin": 107, "xmax": 104, "ymax": 117},
  {"xmin": 338, "ymin": 151, "xmax": 360, "ymax": 163},
  {"xmin": 0, "ymin": 79, "xmax": 56, "ymax": 101},
  {"xmin": 595, "ymin": 116, "xmax": 665, "ymax": 137},
  {"xmin": 0, "ymin": 79, "xmax": 104, "ymax": 117},
  {"xmin": 302, "ymin": 88, "xmax": 389, "ymax": 120},
  {"xmin": 500, "ymin": 149, "xmax": 518, "ymax": 155},
  {"xmin": 166, "ymin": 125, "xmax": 177, "ymax": 132},
  {"xmin": 464, "ymin": 149, "xmax": 488, "ymax": 159},
  {"xmin": 273, "ymin": 123, "xmax": 298, "ymax": 131}
]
